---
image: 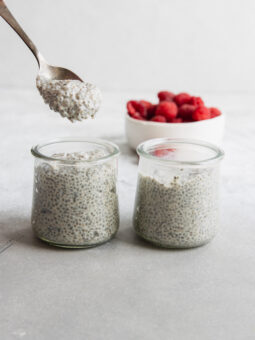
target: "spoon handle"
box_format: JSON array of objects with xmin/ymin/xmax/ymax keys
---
[{"xmin": 0, "ymin": 0, "xmax": 44, "ymax": 66}]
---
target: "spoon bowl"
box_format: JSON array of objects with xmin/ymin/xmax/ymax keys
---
[{"xmin": 39, "ymin": 64, "xmax": 83, "ymax": 81}]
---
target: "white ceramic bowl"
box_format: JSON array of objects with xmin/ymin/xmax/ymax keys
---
[{"xmin": 125, "ymin": 113, "xmax": 225, "ymax": 150}]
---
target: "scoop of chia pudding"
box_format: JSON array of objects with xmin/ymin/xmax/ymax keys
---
[
  {"xmin": 36, "ymin": 75, "xmax": 102, "ymax": 122},
  {"xmin": 31, "ymin": 150, "xmax": 119, "ymax": 247},
  {"xmin": 133, "ymin": 167, "xmax": 219, "ymax": 248}
]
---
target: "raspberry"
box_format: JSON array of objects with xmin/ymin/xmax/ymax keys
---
[
  {"xmin": 130, "ymin": 112, "xmax": 145, "ymax": 120},
  {"xmin": 127, "ymin": 101, "xmax": 137, "ymax": 115},
  {"xmin": 135, "ymin": 102, "xmax": 147, "ymax": 118},
  {"xmin": 155, "ymin": 101, "xmax": 178, "ymax": 121},
  {"xmin": 192, "ymin": 106, "xmax": 210, "ymax": 121},
  {"xmin": 158, "ymin": 91, "xmax": 175, "ymax": 102},
  {"xmin": 173, "ymin": 93, "xmax": 191, "ymax": 106},
  {"xmin": 151, "ymin": 115, "xmax": 167, "ymax": 123},
  {"xmin": 209, "ymin": 107, "xmax": 221, "ymax": 118},
  {"xmin": 140, "ymin": 100, "xmax": 153, "ymax": 109},
  {"xmin": 126, "ymin": 100, "xmax": 148, "ymax": 118},
  {"xmin": 178, "ymin": 104, "xmax": 196, "ymax": 119},
  {"xmin": 147, "ymin": 104, "xmax": 157, "ymax": 119},
  {"xmin": 189, "ymin": 96, "xmax": 204, "ymax": 107},
  {"xmin": 171, "ymin": 118, "xmax": 183, "ymax": 123},
  {"xmin": 154, "ymin": 148, "xmax": 176, "ymax": 157}
]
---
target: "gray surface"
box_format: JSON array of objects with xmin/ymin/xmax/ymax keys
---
[{"xmin": 0, "ymin": 89, "xmax": 255, "ymax": 340}]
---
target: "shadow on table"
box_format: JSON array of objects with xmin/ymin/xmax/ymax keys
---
[
  {"xmin": 0, "ymin": 214, "xmax": 199, "ymax": 253},
  {"xmin": 0, "ymin": 215, "xmax": 74, "ymax": 253}
]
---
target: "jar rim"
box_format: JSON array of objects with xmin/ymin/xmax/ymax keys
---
[
  {"xmin": 137, "ymin": 138, "xmax": 224, "ymax": 166},
  {"xmin": 31, "ymin": 137, "xmax": 120, "ymax": 164}
]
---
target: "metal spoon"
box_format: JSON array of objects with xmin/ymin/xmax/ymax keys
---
[{"xmin": 0, "ymin": 0, "xmax": 83, "ymax": 81}]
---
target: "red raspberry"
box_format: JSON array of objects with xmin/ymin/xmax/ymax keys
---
[
  {"xmin": 178, "ymin": 104, "xmax": 196, "ymax": 119},
  {"xmin": 151, "ymin": 115, "xmax": 167, "ymax": 123},
  {"xmin": 155, "ymin": 101, "xmax": 178, "ymax": 121},
  {"xmin": 126, "ymin": 100, "xmax": 148, "ymax": 118},
  {"xmin": 158, "ymin": 91, "xmax": 175, "ymax": 102},
  {"xmin": 140, "ymin": 100, "xmax": 153, "ymax": 109},
  {"xmin": 147, "ymin": 104, "xmax": 157, "ymax": 120},
  {"xmin": 173, "ymin": 93, "xmax": 191, "ymax": 106},
  {"xmin": 209, "ymin": 107, "xmax": 221, "ymax": 118},
  {"xmin": 192, "ymin": 106, "xmax": 210, "ymax": 121},
  {"xmin": 135, "ymin": 102, "xmax": 147, "ymax": 118},
  {"xmin": 130, "ymin": 112, "xmax": 145, "ymax": 121},
  {"xmin": 171, "ymin": 118, "xmax": 183, "ymax": 123},
  {"xmin": 189, "ymin": 96, "xmax": 204, "ymax": 107},
  {"xmin": 127, "ymin": 101, "xmax": 137, "ymax": 115},
  {"xmin": 154, "ymin": 148, "xmax": 175, "ymax": 157}
]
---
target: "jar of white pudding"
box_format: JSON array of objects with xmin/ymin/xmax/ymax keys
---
[
  {"xmin": 31, "ymin": 138, "xmax": 120, "ymax": 248},
  {"xmin": 133, "ymin": 138, "xmax": 224, "ymax": 248}
]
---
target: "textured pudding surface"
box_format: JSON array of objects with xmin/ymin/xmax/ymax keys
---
[
  {"xmin": 31, "ymin": 151, "xmax": 119, "ymax": 247},
  {"xmin": 133, "ymin": 168, "xmax": 219, "ymax": 248},
  {"xmin": 36, "ymin": 76, "xmax": 102, "ymax": 122}
]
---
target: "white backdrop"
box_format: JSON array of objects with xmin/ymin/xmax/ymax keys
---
[{"xmin": 0, "ymin": 0, "xmax": 254, "ymax": 93}]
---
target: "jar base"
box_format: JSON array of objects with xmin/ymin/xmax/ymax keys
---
[
  {"xmin": 135, "ymin": 230, "xmax": 215, "ymax": 249},
  {"xmin": 36, "ymin": 233, "xmax": 117, "ymax": 249}
]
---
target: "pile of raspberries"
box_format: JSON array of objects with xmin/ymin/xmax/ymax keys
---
[{"xmin": 127, "ymin": 91, "xmax": 222, "ymax": 122}]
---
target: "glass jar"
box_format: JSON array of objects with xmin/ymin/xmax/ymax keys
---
[
  {"xmin": 31, "ymin": 138, "xmax": 120, "ymax": 248},
  {"xmin": 133, "ymin": 138, "xmax": 224, "ymax": 248}
]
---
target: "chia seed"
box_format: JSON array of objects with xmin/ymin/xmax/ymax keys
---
[
  {"xmin": 31, "ymin": 150, "xmax": 119, "ymax": 247},
  {"xmin": 133, "ymin": 167, "xmax": 219, "ymax": 248},
  {"xmin": 36, "ymin": 76, "xmax": 102, "ymax": 122}
]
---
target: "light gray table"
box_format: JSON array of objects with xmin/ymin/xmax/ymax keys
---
[{"xmin": 0, "ymin": 89, "xmax": 254, "ymax": 340}]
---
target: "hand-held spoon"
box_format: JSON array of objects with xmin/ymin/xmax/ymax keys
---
[
  {"xmin": 0, "ymin": 0, "xmax": 82, "ymax": 80},
  {"xmin": 0, "ymin": 0, "xmax": 102, "ymax": 122}
]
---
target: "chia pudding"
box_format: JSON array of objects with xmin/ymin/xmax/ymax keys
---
[
  {"xmin": 133, "ymin": 138, "xmax": 224, "ymax": 248},
  {"xmin": 31, "ymin": 145, "xmax": 119, "ymax": 248},
  {"xmin": 36, "ymin": 75, "xmax": 102, "ymax": 122},
  {"xmin": 133, "ymin": 168, "xmax": 219, "ymax": 248}
]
